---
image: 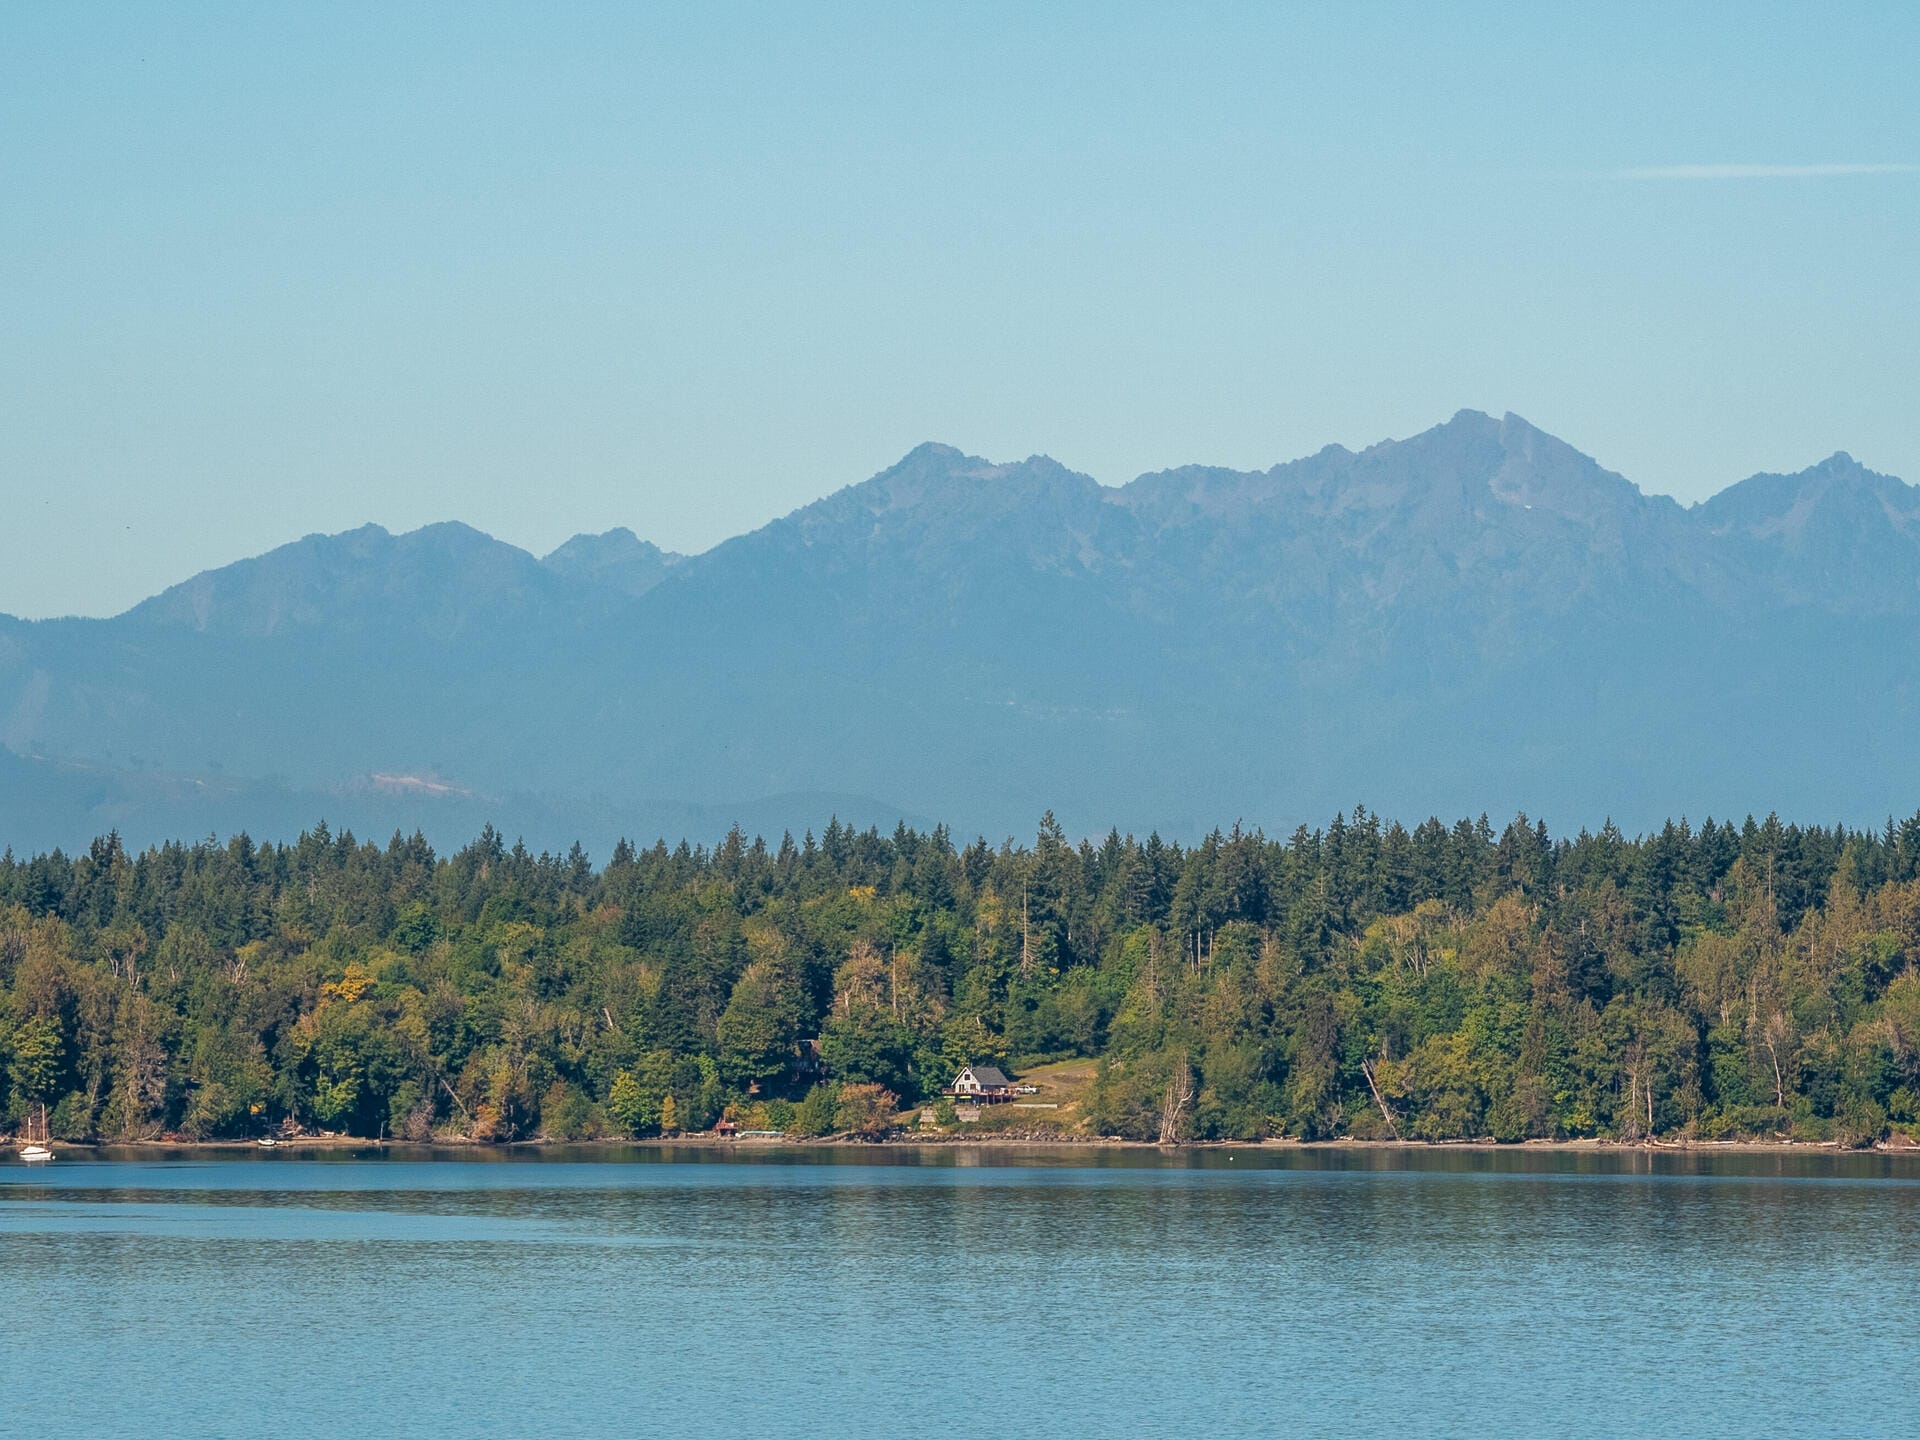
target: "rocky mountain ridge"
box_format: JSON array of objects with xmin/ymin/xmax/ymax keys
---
[{"xmin": 3, "ymin": 411, "xmax": 1915, "ymax": 852}]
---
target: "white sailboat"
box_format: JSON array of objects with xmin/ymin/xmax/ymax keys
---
[{"xmin": 18, "ymin": 1103, "xmax": 54, "ymax": 1163}]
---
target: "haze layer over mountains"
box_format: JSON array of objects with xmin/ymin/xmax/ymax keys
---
[{"xmin": 4, "ymin": 410, "xmax": 1916, "ymax": 852}]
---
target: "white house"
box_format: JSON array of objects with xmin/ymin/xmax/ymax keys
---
[{"xmin": 944, "ymin": 1064, "xmax": 1015, "ymax": 1101}]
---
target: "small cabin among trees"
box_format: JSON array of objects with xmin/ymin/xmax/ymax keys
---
[{"xmin": 944, "ymin": 1064, "xmax": 1015, "ymax": 1103}]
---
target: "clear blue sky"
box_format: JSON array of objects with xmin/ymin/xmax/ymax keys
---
[{"xmin": 3, "ymin": 3, "xmax": 1916, "ymax": 617}]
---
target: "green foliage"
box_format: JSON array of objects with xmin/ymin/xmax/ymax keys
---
[
  {"xmin": 791, "ymin": 1084, "xmax": 839, "ymax": 1137},
  {"xmin": 540, "ymin": 1081, "xmax": 598, "ymax": 1141},
  {"xmin": 607, "ymin": 1069, "xmax": 656, "ymax": 1136},
  {"xmin": 312, "ymin": 1071, "xmax": 359, "ymax": 1129},
  {"xmin": 717, "ymin": 958, "xmax": 807, "ymax": 1090},
  {"xmin": 6, "ymin": 1016, "xmax": 63, "ymax": 1103},
  {"xmin": 1, "ymin": 807, "xmax": 1918, "ymax": 1147},
  {"xmin": 819, "ymin": 1010, "xmax": 918, "ymax": 1099}
]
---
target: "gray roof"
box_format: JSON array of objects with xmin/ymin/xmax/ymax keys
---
[{"xmin": 963, "ymin": 1065, "xmax": 1012, "ymax": 1088}]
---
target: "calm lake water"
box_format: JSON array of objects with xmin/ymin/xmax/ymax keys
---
[{"xmin": 4, "ymin": 1145, "xmax": 1916, "ymax": 1438}]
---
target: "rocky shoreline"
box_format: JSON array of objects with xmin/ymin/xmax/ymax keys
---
[{"xmin": 24, "ymin": 1132, "xmax": 1919, "ymax": 1157}]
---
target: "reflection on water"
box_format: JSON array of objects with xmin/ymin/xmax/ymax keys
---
[{"xmin": 4, "ymin": 1148, "xmax": 1916, "ymax": 1439}]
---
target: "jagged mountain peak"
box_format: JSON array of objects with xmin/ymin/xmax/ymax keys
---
[
  {"xmin": 542, "ymin": 527, "xmax": 683, "ymax": 598},
  {"xmin": 1330, "ymin": 411, "xmax": 1665, "ymax": 541},
  {"xmin": 1699, "ymin": 452, "xmax": 1920, "ymax": 536},
  {"xmin": 545, "ymin": 524, "xmax": 642, "ymax": 556},
  {"xmin": 1120, "ymin": 410, "xmax": 1656, "ymax": 536},
  {"xmin": 870, "ymin": 441, "xmax": 1086, "ymax": 486},
  {"xmin": 7, "ymin": 412, "xmax": 1919, "ymax": 854},
  {"xmin": 121, "ymin": 520, "xmax": 555, "ymax": 637},
  {"xmin": 892, "ymin": 440, "xmax": 973, "ymax": 467},
  {"xmin": 781, "ymin": 443, "xmax": 1107, "ymax": 537}
]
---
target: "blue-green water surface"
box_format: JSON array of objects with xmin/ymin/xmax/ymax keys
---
[{"xmin": 4, "ymin": 1145, "xmax": 1916, "ymax": 1438}]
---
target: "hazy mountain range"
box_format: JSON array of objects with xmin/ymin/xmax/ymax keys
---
[{"xmin": 4, "ymin": 409, "xmax": 1917, "ymax": 854}]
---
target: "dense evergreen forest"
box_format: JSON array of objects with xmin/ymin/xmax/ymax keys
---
[{"xmin": 4, "ymin": 808, "xmax": 1920, "ymax": 1147}]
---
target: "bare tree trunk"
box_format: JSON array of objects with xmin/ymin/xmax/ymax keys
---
[
  {"xmin": 1763, "ymin": 1012, "xmax": 1790, "ymax": 1109},
  {"xmin": 1361, "ymin": 1054, "xmax": 1401, "ymax": 1141},
  {"xmin": 439, "ymin": 1076, "xmax": 473, "ymax": 1126},
  {"xmin": 114, "ymin": 1006, "xmax": 168, "ymax": 1140},
  {"xmin": 1158, "ymin": 1052, "xmax": 1195, "ymax": 1145},
  {"xmin": 1020, "ymin": 886, "xmax": 1033, "ymax": 979}
]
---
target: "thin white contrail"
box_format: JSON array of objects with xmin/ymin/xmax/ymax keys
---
[{"xmin": 1613, "ymin": 163, "xmax": 1917, "ymax": 180}]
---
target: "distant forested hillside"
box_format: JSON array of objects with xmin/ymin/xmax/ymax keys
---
[{"xmin": 4, "ymin": 807, "xmax": 1920, "ymax": 1147}]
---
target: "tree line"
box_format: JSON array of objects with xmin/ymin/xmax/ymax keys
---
[{"xmin": 3, "ymin": 806, "xmax": 1919, "ymax": 1145}]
